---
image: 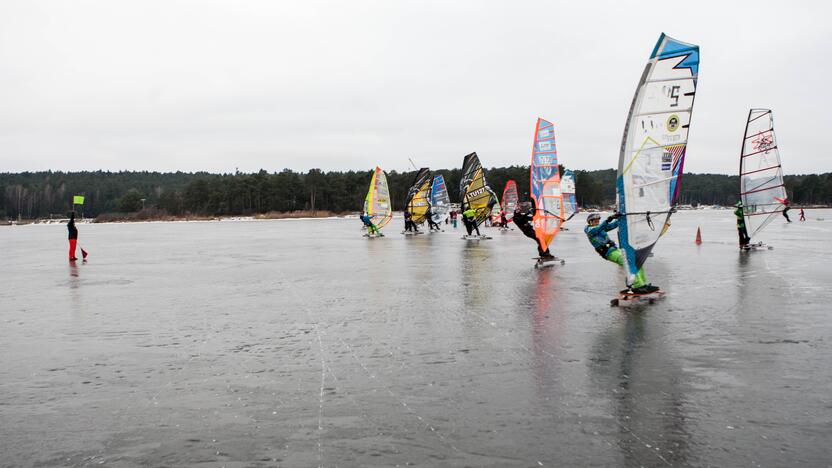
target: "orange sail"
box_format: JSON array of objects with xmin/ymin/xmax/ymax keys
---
[{"xmin": 530, "ymin": 118, "xmax": 563, "ymax": 251}]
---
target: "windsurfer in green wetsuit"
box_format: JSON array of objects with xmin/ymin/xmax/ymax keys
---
[
  {"xmin": 584, "ymin": 213, "xmax": 657, "ymax": 294},
  {"xmin": 360, "ymin": 213, "xmax": 380, "ymax": 235},
  {"xmin": 735, "ymin": 201, "xmax": 750, "ymax": 248}
]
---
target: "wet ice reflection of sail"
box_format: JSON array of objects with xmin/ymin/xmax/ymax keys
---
[
  {"xmin": 430, "ymin": 174, "xmax": 450, "ymax": 225},
  {"xmin": 740, "ymin": 109, "xmax": 787, "ymax": 239},
  {"xmin": 364, "ymin": 166, "xmax": 392, "ymax": 229},
  {"xmin": 617, "ymin": 33, "xmax": 699, "ymax": 281},
  {"xmin": 531, "ymin": 118, "xmax": 564, "ymax": 251}
]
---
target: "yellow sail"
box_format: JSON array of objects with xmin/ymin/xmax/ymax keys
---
[
  {"xmin": 405, "ymin": 168, "xmax": 432, "ymax": 224},
  {"xmin": 363, "ymin": 167, "xmax": 392, "ymax": 229},
  {"xmin": 462, "ymin": 166, "xmax": 497, "ymax": 224}
]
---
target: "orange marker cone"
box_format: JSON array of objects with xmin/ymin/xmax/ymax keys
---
[{"xmin": 695, "ymin": 227, "xmax": 702, "ymax": 245}]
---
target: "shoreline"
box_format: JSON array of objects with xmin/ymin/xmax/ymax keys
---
[{"xmin": 1, "ymin": 210, "xmax": 355, "ymax": 226}]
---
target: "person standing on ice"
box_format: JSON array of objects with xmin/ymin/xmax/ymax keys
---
[
  {"xmin": 67, "ymin": 211, "xmax": 79, "ymax": 261},
  {"xmin": 799, "ymin": 208, "xmax": 806, "ymax": 221},
  {"xmin": 512, "ymin": 202, "xmax": 552, "ymax": 258},
  {"xmin": 499, "ymin": 209, "xmax": 508, "ymax": 229},
  {"xmin": 402, "ymin": 210, "xmax": 413, "ymax": 232},
  {"xmin": 584, "ymin": 212, "xmax": 657, "ymax": 294},
  {"xmin": 734, "ymin": 201, "xmax": 751, "ymax": 248},
  {"xmin": 461, "ymin": 208, "xmax": 480, "ymax": 236}
]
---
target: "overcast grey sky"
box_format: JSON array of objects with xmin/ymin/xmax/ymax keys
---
[{"xmin": 1, "ymin": 0, "xmax": 829, "ymax": 174}]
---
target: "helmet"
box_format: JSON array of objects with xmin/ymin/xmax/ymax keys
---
[{"xmin": 587, "ymin": 213, "xmax": 601, "ymax": 223}]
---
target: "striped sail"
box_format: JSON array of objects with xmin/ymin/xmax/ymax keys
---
[
  {"xmin": 740, "ymin": 109, "xmax": 787, "ymax": 239},
  {"xmin": 490, "ymin": 199, "xmax": 502, "ymax": 224},
  {"xmin": 363, "ymin": 166, "xmax": 392, "ymax": 229},
  {"xmin": 459, "ymin": 152, "xmax": 497, "ymax": 226},
  {"xmin": 617, "ymin": 33, "xmax": 699, "ymax": 283},
  {"xmin": 405, "ymin": 168, "xmax": 432, "ymax": 224},
  {"xmin": 561, "ymin": 170, "xmax": 578, "ymax": 221},
  {"xmin": 430, "ymin": 174, "xmax": 450, "ymax": 225},
  {"xmin": 502, "ymin": 180, "xmax": 519, "ymax": 221},
  {"xmin": 531, "ymin": 118, "xmax": 564, "ymax": 251}
]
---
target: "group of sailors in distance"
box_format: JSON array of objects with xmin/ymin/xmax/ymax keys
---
[
  {"xmin": 359, "ymin": 192, "xmax": 660, "ymax": 297},
  {"xmin": 357, "ymin": 33, "xmax": 802, "ymax": 306}
]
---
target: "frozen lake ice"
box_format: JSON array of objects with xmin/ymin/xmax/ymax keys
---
[{"xmin": 2, "ymin": 210, "xmax": 832, "ymax": 466}]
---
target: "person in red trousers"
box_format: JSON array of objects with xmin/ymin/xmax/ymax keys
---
[{"xmin": 68, "ymin": 211, "xmax": 78, "ymax": 261}]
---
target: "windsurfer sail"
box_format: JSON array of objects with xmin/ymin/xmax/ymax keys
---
[
  {"xmin": 500, "ymin": 180, "xmax": 518, "ymax": 224},
  {"xmin": 405, "ymin": 168, "xmax": 432, "ymax": 227},
  {"xmin": 459, "ymin": 152, "xmax": 498, "ymax": 229},
  {"xmin": 739, "ymin": 109, "xmax": 788, "ymax": 243},
  {"xmin": 616, "ymin": 33, "xmax": 699, "ymax": 288},
  {"xmin": 429, "ymin": 174, "xmax": 450, "ymax": 225},
  {"xmin": 489, "ymin": 200, "xmax": 503, "ymax": 226},
  {"xmin": 363, "ymin": 167, "xmax": 392, "ymax": 234},
  {"xmin": 561, "ymin": 170, "xmax": 578, "ymax": 221},
  {"xmin": 531, "ymin": 118, "xmax": 564, "ymax": 253}
]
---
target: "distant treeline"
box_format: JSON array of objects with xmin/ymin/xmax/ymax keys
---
[{"xmin": 2, "ymin": 169, "xmax": 831, "ymax": 219}]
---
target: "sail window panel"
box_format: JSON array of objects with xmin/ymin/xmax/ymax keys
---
[
  {"xmin": 638, "ymin": 79, "xmax": 696, "ymax": 115},
  {"xmin": 628, "ymin": 113, "xmax": 691, "ymax": 151},
  {"xmin": 625, "ymin": 146, "xmax": 673, "ymax": 216},
  {"xmin": 628, "ymin": 214, "xmax": 667, "ymax": 248}
]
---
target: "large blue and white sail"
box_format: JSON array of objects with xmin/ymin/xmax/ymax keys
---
[
  {"xmin": 430, "ymin": 174, "xmax": 450, "ymax": 224},
  {"xmin": 617, "ymin": 33, "xmax": 699, "ymax": 284}
]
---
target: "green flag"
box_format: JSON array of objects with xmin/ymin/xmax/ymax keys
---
[{"xmin": 73, "ymin": 195, "xmax": 85, "ymax": 205}]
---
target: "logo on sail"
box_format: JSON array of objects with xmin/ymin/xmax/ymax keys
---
[
  {"xmin": 662, "ymin": 151, "xmax": 673, "ymax": 171},
  {"xmin": 467, "ymin": 187, "xmax": 486, "ymax": 198},
  {"xmin": 666, "ymin": 114, "xmax": 680, "ymax": 132},
  {"xmin": 752, "ymin": 133, "xmax": 774, "ymax": 152}
]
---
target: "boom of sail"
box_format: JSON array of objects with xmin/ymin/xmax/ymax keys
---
[
  {"xmin": 364, "ymin": 166, "xmax": 393, "ymax": 229},
  {"xmin": 740, "ymin": 109, "xmax": 787, "ymax": 240},
  {"xmin": 616, "ymin": 33, "xmax": 699, "ymax": 283},
  {"xmin": 531, "ymin": 118, "xmax": 564, "ymax": 252},
  {"xmin": 405, "ymin": 168, "xmax": 432, "ymax": 224},
  {"xmin": 459, "ymin": 152, "xmax": 497, "ymax": 226}
]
